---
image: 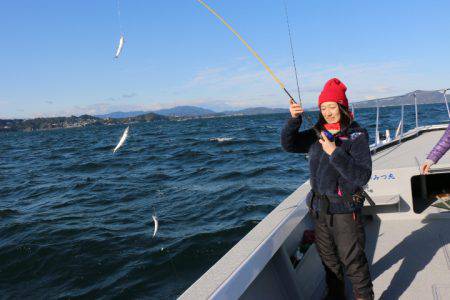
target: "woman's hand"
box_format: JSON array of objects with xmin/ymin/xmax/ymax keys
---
[
  {"xmin": 289, "ymin": 99, "xmax": 304, "ymax": 118},
  {"xmin": 420, "ymin": 159, "xmax": 434, "ymax": 174},
  {"xmin": 319, "ymin": 131, "xmax": 337, "ymax": 155}
]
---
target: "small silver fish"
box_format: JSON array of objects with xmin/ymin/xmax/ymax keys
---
[
  {"xmin": 115, "ymin": 35, "xmax": 125, "ymax": 58},
  {"xmin": 152, "ymin": 207, "xmax": 158, "ymax": 238},
  {"xmin": 113, "ymin": 126, "xmax": 129, "ymax": 153}
]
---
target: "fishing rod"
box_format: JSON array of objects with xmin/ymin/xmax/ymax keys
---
[
  {"xmin": 196, "ymin": 0, "xmax": 323, "ymax": 138},
  {"xmin": 196, "ymin": 0, "xmax": 296, "ymax": 103},
  {"xmin": 280, "ymin": 0, "xmax": 322, "ymax": 137},
  {"xmin": 280, "ymin": 1, "xmax": 329, "ymax": 141}
]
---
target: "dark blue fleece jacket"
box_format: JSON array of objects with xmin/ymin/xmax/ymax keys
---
[{"xmin": 281, "ymin": 116, "xmax": 372, "ymax": 213}]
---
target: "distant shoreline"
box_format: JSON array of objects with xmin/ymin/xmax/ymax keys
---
[
  {"xmin": 2, "ymin": 96, "xmax": 447, "ymax": 132},
  {"xmin": 0, "ymin": 110, "xmax": 293, "ymax": 133}
]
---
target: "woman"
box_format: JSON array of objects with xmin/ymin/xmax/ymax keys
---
[
  {"xmin": 281, "ymin": 78, "xmax": 374, "ymax": 300},
  {"xmin": 421, "ymin": 123, "xmax": 450, "ymax": 174}
]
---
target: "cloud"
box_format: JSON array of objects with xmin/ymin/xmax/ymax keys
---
[
  {"xmin": 103, "ymin": 93, "xmax": 137, "ymax": 102},
  {"xmin": 19, "ymin": 58, "xmax": 435, "ymax": 118},
  {"xmin": 45, "ymin": 100, "xmax": 53, "ymax": 104},
  {"xmin": 42, "ymin": 97, "xmax": 252, "ymax": 117},
  {"xmin": 122, "ymin": 92, "xmax": 137, "ymax": 98},
  {"xmin": 174, "ymin": 59, "xmax": 422, "ymax": 109}
]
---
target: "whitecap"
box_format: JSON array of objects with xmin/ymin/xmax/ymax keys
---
[{"xmin": 209, "ymin": 137, "xmax": 233, "ymax": 142}]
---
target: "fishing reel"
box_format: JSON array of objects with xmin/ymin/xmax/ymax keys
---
[
  {"xmin": 322, "ymin": 130, "xmax": 335, "ymax": 142},
  {"xmin": 311, "ymin": 128, "xmax": 335, "ymax": 142}
]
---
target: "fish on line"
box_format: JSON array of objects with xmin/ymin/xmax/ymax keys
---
[
  {"xmin": 115, "ymin": 35, "xmax": 125, "ymax": 59},
  {"xmin": 152, "ymin": 207, "xmax": 158, "ymax": 238},
  {"xmin": 113, "ymin": 126, "xmax": 129, "ymax": 153}
]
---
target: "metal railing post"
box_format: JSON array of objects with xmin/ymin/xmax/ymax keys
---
[
  {"xmin": 444, "ymin": 88, "xmax": 450, "ymax": 119},
  {"xmin": 400, "ymin": 104, "xmax": 404, "ymax": 142},
  {"xmin": 414, "ymin": 92, "xmax": 419, "ymax": 133},
  {"xmin": 375, "ymin": 103, "xmax": 380, "ymax": 145}
]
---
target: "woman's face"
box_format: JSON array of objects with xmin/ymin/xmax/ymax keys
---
[{"xmin": 320, "ymin": 101, "xmax": 341, "ymax": 124}]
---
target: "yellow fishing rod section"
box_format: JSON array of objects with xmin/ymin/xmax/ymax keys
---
[{"xmin": 196, "ymin": 0, "xmax": 297, "ymax": 103}]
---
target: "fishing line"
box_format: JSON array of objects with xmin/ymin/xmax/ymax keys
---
[
  {"xmin": 161, "ymin": 247, "xmax": 182, "ymax": 285},
  {"xmin": 114, "ymin": 0, "xmax": 125, "ymax": 59},
  {"xmin": 281, "ymin": 0, "xmax": 318, "ymax": 132},
  {"xmin": 117, "ymin": 0, "xmax": 123, "ymax": 35},
  {"xmin": 282, "ymin": 0, "xmax": 301, "ymax": 104}
]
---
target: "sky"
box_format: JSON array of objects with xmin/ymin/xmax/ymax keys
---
[{"xmin": 1, "ymin": 0, "xmax": 450, "ymax": 119}]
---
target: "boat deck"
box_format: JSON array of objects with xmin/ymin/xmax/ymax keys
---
[
  {"xmin": 366, "ymin": 218, "xmax": 450, "ymax": 299},
  {"xmin": 363, "ymin": 125, "xmax": 450, "ymax": 299}
]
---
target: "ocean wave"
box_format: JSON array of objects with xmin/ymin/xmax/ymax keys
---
[
  {"xmin": 208, "ymin": 137, "xmax": 233, "ymax": 142},
  {"xmin": 93, "ymin": 145, "xmax": 114, "ymax": 152},
  {"xmin": 211, "ymin": 165, "xmax": 278, "ymax": 181},
  {"xmin": 143, "ymin": 172, "xmax": 173, "ymax": 181},
  {"xmin": 63, "ymin": 162, "xmax": 108, "ymax": 172},
  {"xmin": 170, "ymin": 149, "xmax": 210, "ymax": 160},
  {"xmin": 0, "ymin": 209, "xmax": 20, "ymax": 218}
]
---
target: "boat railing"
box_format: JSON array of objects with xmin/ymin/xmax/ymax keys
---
[
  {"xmin": 363, "ymin": 89, "xmax": 450, "ymax": 153},
  {"xmin": 444, "ymin": 88, "xmax": 450, "ymax": 118}
]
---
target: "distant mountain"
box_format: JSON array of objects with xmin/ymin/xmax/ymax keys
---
[
  {"xmin": 96, "ymin": 111, "xmax": 149, "ymax": 119},
  {"xmin": 353, "ymin": 90, "xmax": 447, "ymax": 108},
  {"xmin": 96, "ymin": 106, "xmax": 290, "ymax": 119},
  {"xmin": 153, "ymin": 106, "xmax": 216, "ymax": 117},
  {"xmin": 123, "ymin": 112, "xmax": 167, "ymax": 122},
  {"xmin": 221, "ymin": 107, "xmax": 288, "ymax": 116}
]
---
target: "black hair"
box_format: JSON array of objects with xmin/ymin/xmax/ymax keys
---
[{"xmin": 314, "ymin": 103, "xmax": 352, "ymax": 136}]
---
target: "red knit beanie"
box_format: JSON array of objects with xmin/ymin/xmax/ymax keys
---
[{"xmin": 318, "ymin": 78, "xmax": 349, "ymax": 108}]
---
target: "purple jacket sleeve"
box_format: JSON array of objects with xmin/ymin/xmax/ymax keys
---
[{"xmin": 427, "ymin": 124, "xmax": 450, "ymax": 163}]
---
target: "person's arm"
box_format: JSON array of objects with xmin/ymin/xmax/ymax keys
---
[
  {"xmin": 328, "ymin": 131, "xmax": 372, "ymax": 187},
  {"xmin": 426, "ymin": 124, "xmax": 450, "ymax": 164},
  {"xmin": 281, "ymin": 115, "xmax": 317, "ymax": 153}
]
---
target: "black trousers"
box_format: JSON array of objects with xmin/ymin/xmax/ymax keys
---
[{"xmin": 314, "ymin": 207, "xmax": 373, "ymax": 299}]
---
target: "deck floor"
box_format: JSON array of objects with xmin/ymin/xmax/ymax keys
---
[{"xmin": 364, "ymin": 217, "xmax": 450, "ymax": 299}]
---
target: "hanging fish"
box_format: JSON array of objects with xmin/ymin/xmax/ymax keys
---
[
  {"xmin": 113, "ymin": 126, "xmax": 129, "ymax": 153},
  {"xmin": 114, "ymin": 35, "xmax": 125, "ymax": 59},
  {"xmin": 152, "ymin": 207, "xmax": 159, "ymax": 238}
]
